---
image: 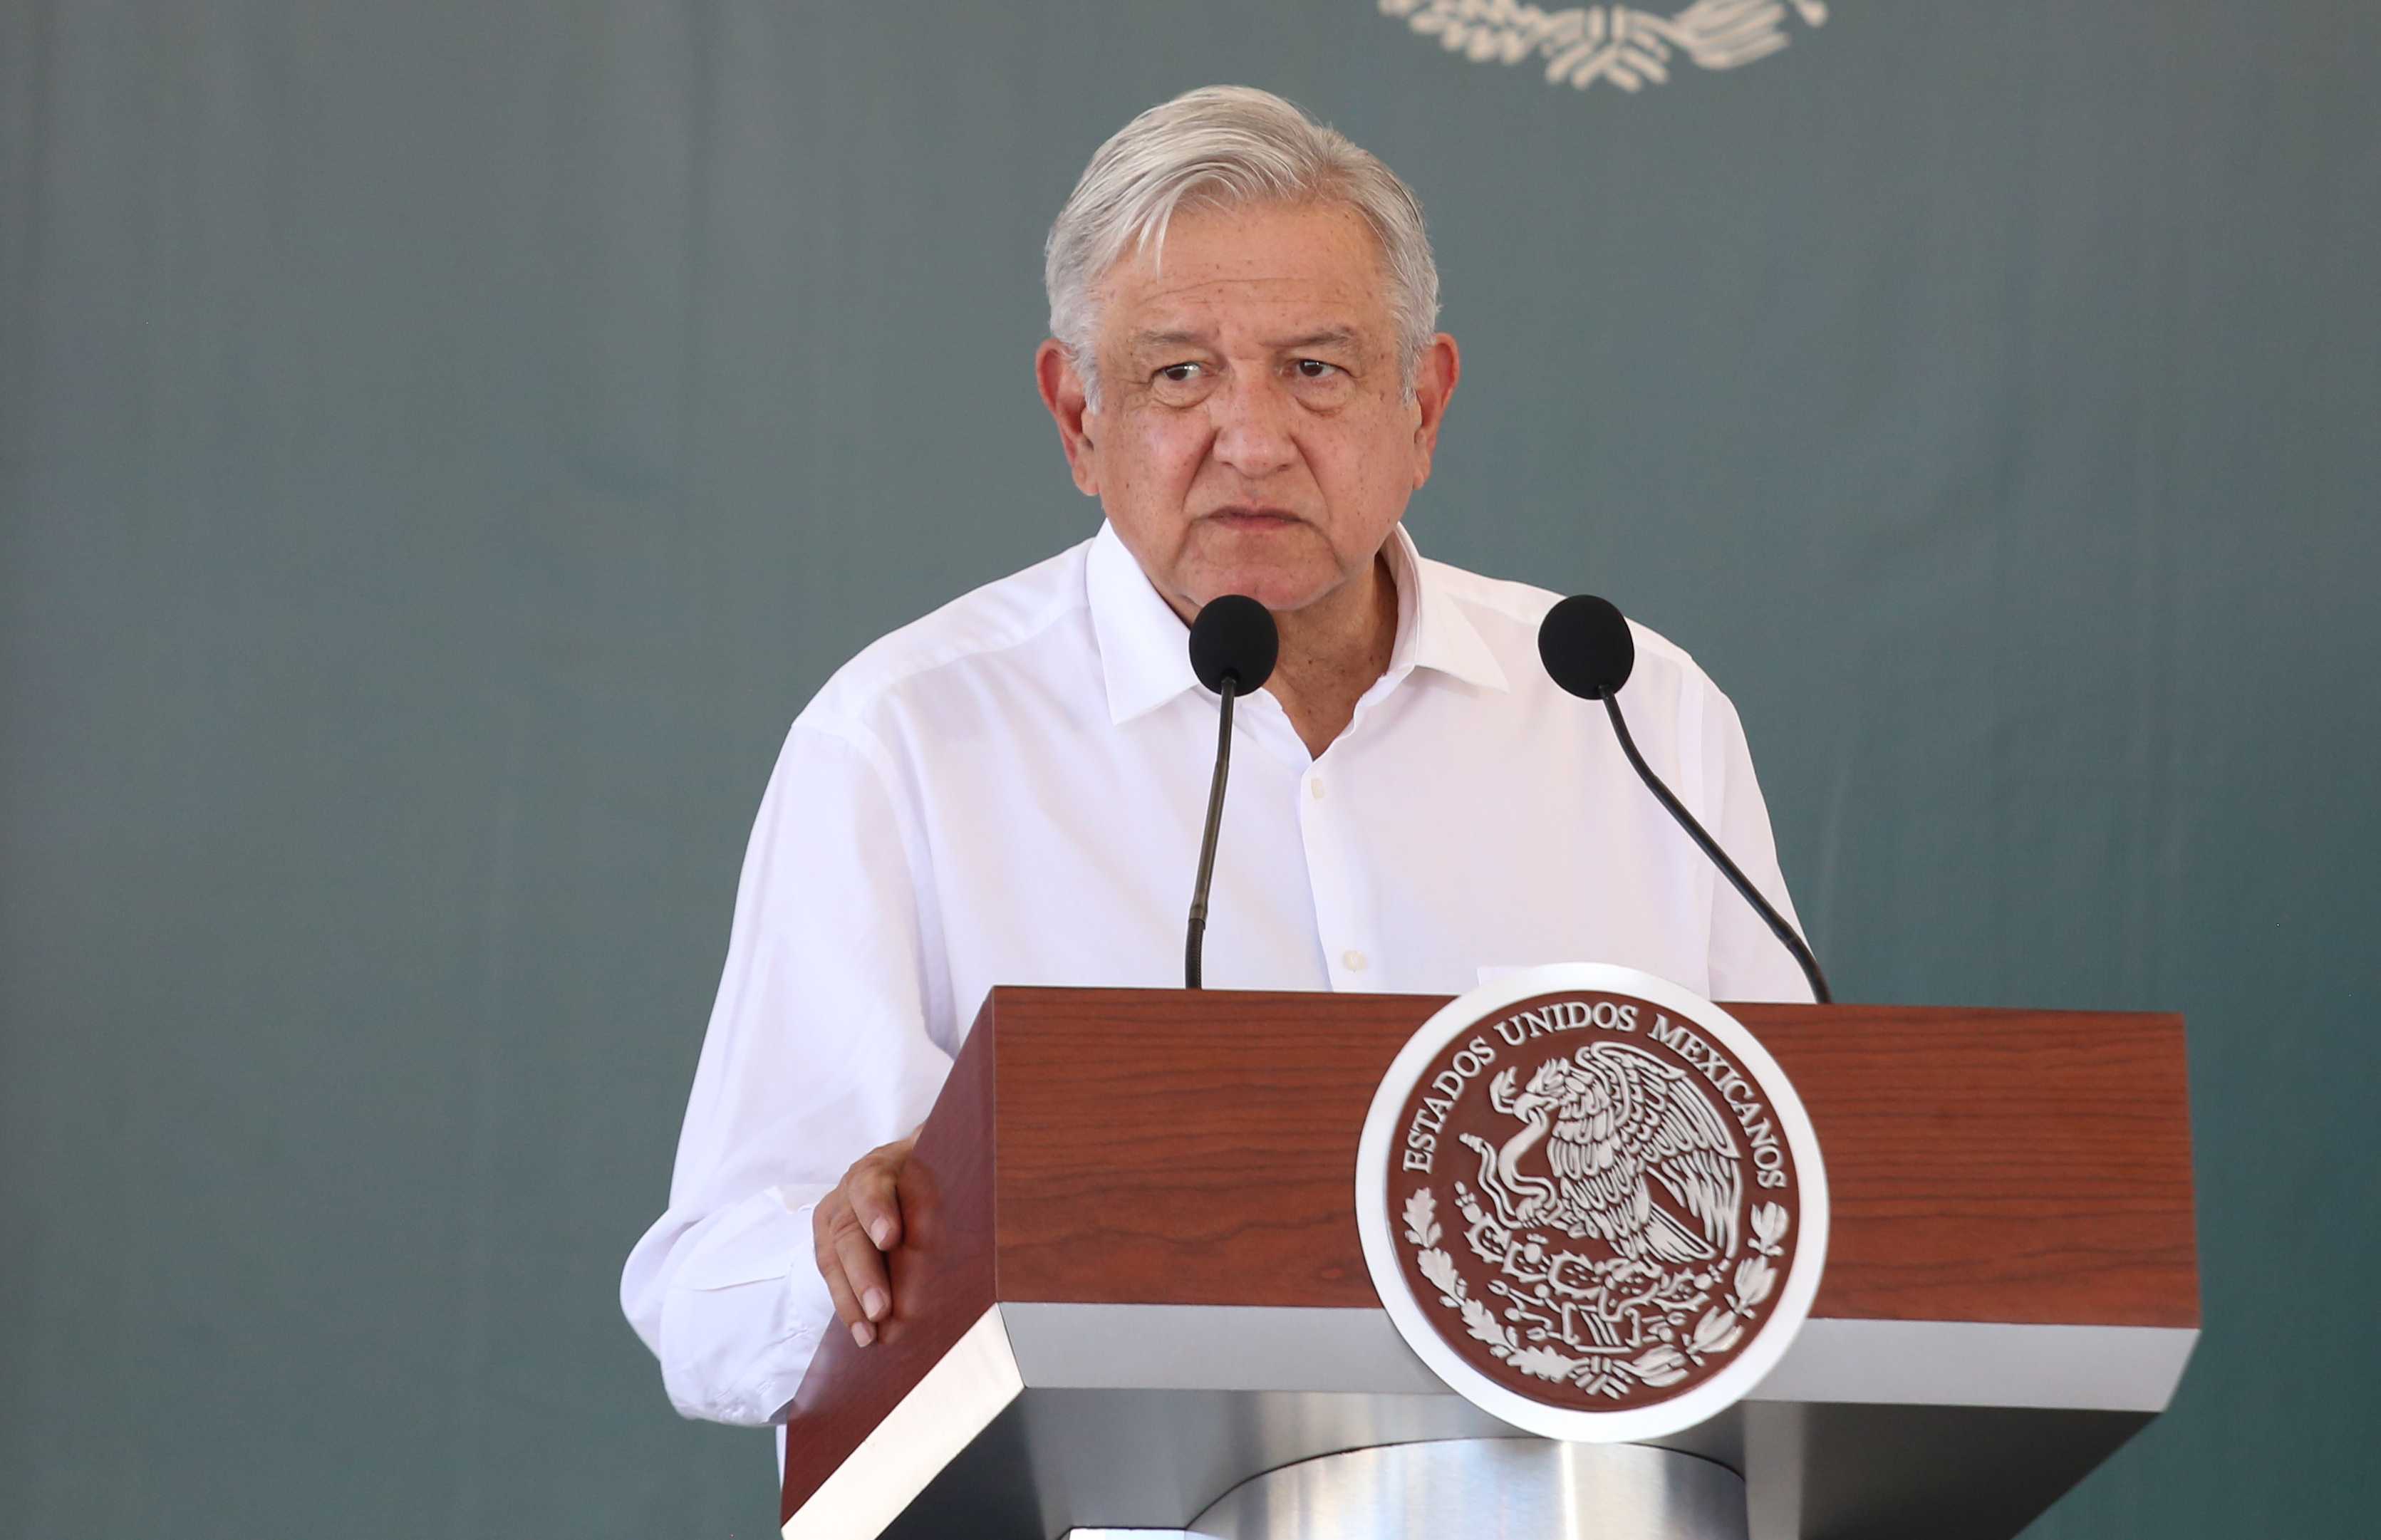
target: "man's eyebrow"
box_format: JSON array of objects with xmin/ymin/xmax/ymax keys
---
[
  {"xmin": 1124, "ymin": 328, "xmax": 1213, "ymax": 354},
  {"xmin": 1270, "ymin": 327, "xmax": 1364, "ymax": 353},
  {"xmin": 1121, "ymin": 326, "xmax": 1371, "ymax": 355}
]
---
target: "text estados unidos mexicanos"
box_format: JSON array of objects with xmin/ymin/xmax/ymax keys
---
[{"xmin": 1399, "ymin": 999, "xmax": 1790, "ymax": 1188}]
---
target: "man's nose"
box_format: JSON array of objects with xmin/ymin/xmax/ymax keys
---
[{"xmin": 1208, "ymin": 373, "xmax": 1299, "ymax": 478}]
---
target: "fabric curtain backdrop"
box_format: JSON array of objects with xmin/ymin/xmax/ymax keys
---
[{"xmin": 2, "ymin": 3, "xmax": 2374, "ymax": 1536}]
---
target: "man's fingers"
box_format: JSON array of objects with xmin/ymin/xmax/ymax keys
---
[
  {"xmin": 814, "ymin": 1238, "xmax": 869, "ymax": 1341},
  {"xmin": 847, "ymin": 1156, "xmax": 905, "ymax": 1252},
  {"xmin": 812, "ymin": 1197, "xmax": 882, "ymax": 1345},
  {"xmin": 811, "ymin": 1135, "xmax": 920, "ymax": 1348},
  {"xmin": 831, "ymin": 1224, "xmax": 892, "ymax": 1328}
]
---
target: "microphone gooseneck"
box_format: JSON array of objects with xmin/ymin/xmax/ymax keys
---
[
  {"xmin": 1185, "ymin": 595, "xmax": 1279, "ymax": 989},
  {"xmin": 1537, "ymin": 595, "xmax": 1834, "ymax": 1005}
]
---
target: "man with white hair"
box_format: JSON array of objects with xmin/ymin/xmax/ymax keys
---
[{"xmin": 622, "ymin": 85, "xmax": 1811, "ymax": 1429}]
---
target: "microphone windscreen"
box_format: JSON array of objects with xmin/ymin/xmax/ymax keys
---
[
  {"xmin": 1188, "ymin": 594, "xmax": 1280, "ymax": 694},
  {"xmin": 1537, "ymin": 594, "xmax": 1636, "ymax": 701}
]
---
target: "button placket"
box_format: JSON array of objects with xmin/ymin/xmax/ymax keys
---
[{"xmin": 1299, "ymin": 751, "xmax": 1376, "ymax": 989}]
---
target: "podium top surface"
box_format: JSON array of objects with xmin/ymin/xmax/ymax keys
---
[{"xmin": 974, "ymin": 988, "xmax": 2196, "ymax": 1326}]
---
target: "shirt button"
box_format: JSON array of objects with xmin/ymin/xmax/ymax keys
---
[
  {"xmin": 1342, "ymin": 949, "xmax": 1368, "ymax": 973},
  {"xmin": 1309, "ymin": 776, "xmax": 1326, "ymax": 799}
]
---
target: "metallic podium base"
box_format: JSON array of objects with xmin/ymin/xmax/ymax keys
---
[
  {"xmin": 1065, "ymin": 1439, "xmax": 1747, "ymax": 1540},
  {"xmin": 826, "ymin": 1303, "xmax": 2191, "ymax": 1540}
]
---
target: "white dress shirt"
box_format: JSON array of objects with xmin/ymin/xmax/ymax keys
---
[{"xmin": 621, "ymin": 520, "xmax": 1811, "ymax": 1428}]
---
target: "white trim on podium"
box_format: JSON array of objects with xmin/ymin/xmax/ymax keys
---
[
  {"xmin": 781, "ymin": 1306, "xmax": 1023, "ymax": 1540},
  {"xmin": 1000, "ymin": 1303, "xmax": 2196, "ymax": 1414}
]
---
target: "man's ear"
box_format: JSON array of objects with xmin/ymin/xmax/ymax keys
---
[
  {"xmin": 1035, "ymin": 339, "xmax": 1100, "ymax": 497},
  {"xmin": 1408, "ymin": 333, "xmax": 1461, "ymax": 490}
]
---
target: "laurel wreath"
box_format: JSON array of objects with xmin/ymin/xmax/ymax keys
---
[
  {"xmin": 1378, "ymin": 0, "xmax": 1827, "ymax": 93},
  {"xmin": 1403, "ymin": 1185, "xmax": 1789, "ymax": 1396}
]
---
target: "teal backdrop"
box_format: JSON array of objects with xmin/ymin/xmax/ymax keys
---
[{"xmin": 4, "ymin": 3, "xmax": 2376, "ymax": 1536}]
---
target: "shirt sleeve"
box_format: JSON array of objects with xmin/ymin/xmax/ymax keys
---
[
  {"xmin": 1696, "ymin": 686, "xmax": 1819, "ymax": 1005},
  {"xmin": 620, "ymin": 717, "xmax": 953, "ymax": 1425}
]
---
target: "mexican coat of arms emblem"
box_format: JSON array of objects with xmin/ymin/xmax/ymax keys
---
[{"xmin": 1357, "ymin": 964, "xmax": 1828, "ymax": 1440}]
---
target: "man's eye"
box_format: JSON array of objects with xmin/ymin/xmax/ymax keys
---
[
  {"xmin": 1158, "ymin": 363, "xmax": 1205, "ymax": 384},
  {"xmin": 1295, "ymin": 359, "xmax": 1342, "ymax": 380}
]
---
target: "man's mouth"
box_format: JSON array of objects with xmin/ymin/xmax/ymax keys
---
[{"xmin": 1204, "ymin": 506, "xmax": 1301, "ymax": 530}]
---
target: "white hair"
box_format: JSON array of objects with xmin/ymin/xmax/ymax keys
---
[{"xmin": 1044, "ymin": 85, "xmax": 1441, "ymax": 406}]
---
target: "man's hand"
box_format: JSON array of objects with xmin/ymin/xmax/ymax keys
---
[{"xmin": 812, "ymin": 1133, "xmax": 918, "ymax": 1347}]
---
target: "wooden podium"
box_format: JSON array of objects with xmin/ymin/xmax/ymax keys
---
[{"xmin": 779, "ymin": 988, "xmax": 2196, "ymax": 1540}]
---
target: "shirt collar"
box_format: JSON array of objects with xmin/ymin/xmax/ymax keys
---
[
  {"xmin": 1381, "ymin": 521, "xmax": 1510, "ymax": 696},
  {"xmin": 1086, "ymin": 519, "xmax": 1509, "ymax": 727}
]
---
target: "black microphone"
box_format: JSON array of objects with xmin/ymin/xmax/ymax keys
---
[
  {"xmin": 1184, "ymin": 595, "xmax": 1279, "ymax": 989},
  {"xmin": 1537, "ymin": 595, "xmax": 1833, "ymax": 1004}
]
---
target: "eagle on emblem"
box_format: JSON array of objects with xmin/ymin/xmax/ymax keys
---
[{"xmin": 1463, "ymin": 1043, "xmax": 1743, "ymax": 1266}]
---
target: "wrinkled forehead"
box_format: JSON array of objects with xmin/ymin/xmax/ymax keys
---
[{"xmin": 1090, "ymin": 199, "xmax": 1399, "ymax": 346}]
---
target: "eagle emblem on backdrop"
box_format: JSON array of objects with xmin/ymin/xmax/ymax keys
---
[
  {"xmin": 1357, "ymin": 967, "xmax": 1827, "ymax": 1441},
  {"xmin": 1377, "ymin": 0, "xmax": 1828, "ymax": 94}
]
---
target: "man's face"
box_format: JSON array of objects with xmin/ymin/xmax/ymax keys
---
[{"xmin": 1036, "ymin": 201, "xmax": 1459, "ymax": 618}]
